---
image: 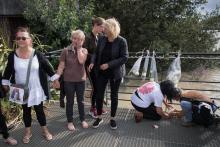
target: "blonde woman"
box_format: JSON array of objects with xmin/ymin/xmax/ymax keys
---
[
  {"xmin": 56, "ymin": 30, "xmax": 89, "ymax": 130},
  {"xmin": 89, "ymin": 18, "xmax": 129, "ymax": 129}
]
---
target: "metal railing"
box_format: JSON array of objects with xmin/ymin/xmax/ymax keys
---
[{"xmin": 47, "ymin": 50, "xmax": 220, "ymax": 102}]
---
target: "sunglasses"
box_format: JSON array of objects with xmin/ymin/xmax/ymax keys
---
[{"xmin": 15, "ymin": 36, "xmax": 30, "ymax": 41}]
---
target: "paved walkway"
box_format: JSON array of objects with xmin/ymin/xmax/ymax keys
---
[{"xmin": 1, "ymin": 104, "xmax": 220, "ymax": 147}]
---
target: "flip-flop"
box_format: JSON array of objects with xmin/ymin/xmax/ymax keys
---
[
  {"xmin": 43, "ymin": 133, "xmax": 53, "ymax": 141},
  {"xmin": 23, "ymin": 134, "xmax": 32, "ymax": 144},
  {"xmin": 4, "ymin": 137, "xmax": 18, "ymax": 145}
]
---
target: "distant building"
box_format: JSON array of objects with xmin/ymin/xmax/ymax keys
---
[{"xmin": 0, "ymin": 0, "xmax": 26, "ymax": 47}]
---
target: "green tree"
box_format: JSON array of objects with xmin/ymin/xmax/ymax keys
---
[
  {"xmin": 94, "ymin": 0, "xmax": 218, "ymax": 53},
  {"xmin": 22, "ymin": 0, "xmax": 94, "ymax": 50}
]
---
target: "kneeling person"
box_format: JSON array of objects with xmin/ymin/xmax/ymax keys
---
[{"xmin": 131, "ymin": 80, "xmax": 179, "ymax": 122}]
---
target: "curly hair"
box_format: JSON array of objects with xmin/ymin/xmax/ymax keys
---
[{"xmin": 104, "ymin": 18, "xmax": 120, "ymax": 40}]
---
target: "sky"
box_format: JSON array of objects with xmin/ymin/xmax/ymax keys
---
[{"xmin": 198, "ymin": 0, "xmax": 220, "ymax": 14}]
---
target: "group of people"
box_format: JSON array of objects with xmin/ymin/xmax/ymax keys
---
[
  {"xmin": 0, "ymin": 17, "xmax": 128, "ymax": 145},
  {"xmin": 0, "ymin": 16, "xmax": 218, "ymax": 146}
]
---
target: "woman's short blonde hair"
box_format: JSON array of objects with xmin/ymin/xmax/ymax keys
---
[
  {"xmin": 71, "ymin": 29, "xmax": 85, "ymax": 40},
  {"xmin": 104, "ymin": 18, "xmax": 121, "ymax": 40}
]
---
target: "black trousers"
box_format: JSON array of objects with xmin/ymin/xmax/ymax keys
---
[
  {"xmin": 131, "ymin": 102, "xmax": 161, "ymax": 120},
  {"xmin": 59, "ymin": 75, "xmax": 66, "ymax": 101},
  {"xmin": 0, "ymin": 112, "xmax": 9, "ymax": 139},
  {"xmin": 64, "ymin": 81, "xmax": 85, "ymax": 122},
  {"xmin": 96, "ymin": 74, "xmax": 121, "ymax": 117},
  {"xmin": 22, "ymin": 102, "xmax": 46, "ymax": 127},
  {"xmin": 86, "ymin": 67, "xmax": 97, "ymax": 108}
]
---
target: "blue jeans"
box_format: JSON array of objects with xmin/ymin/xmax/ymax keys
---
[{"xmin": 180, "ymin": 101, "xmax": 192, "ymax": 122}]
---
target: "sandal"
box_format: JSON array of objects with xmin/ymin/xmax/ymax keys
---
[
  {"xmin": 23, "ymin": 134, "xmax": 32, "ymax": 144},
  {"xmin": 43, "ymin": 133, "xmax": 53, "ymax": 141},
  {"xmin": 4, "ymin": 137, "xmax": 18, "ymax": 145}
]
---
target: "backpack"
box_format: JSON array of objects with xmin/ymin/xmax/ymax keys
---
[{"xmin": 191, "ymin": 101, "xmax": 217, "ymax": 128}]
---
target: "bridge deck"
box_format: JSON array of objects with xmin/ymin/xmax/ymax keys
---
[{"xmin": 1, "ymin": 103, "xmax": 220, "ymax": 147}]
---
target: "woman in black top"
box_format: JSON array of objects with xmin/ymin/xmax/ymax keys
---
[{"xmin": 89, "ymin": 18, "xmax": 129, "ymax": 129}]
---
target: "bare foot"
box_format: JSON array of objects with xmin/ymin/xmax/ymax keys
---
[
  {"xmin": 67, "ymin": 122, "xmax": 76, "ymax": 131},
  {"xmin": 81, "ymin": 121, "xmax": 89, "ymax": 129},
  {"xmin": 135, "ymin": 111, "xmax": 143, "ymax": 123}
]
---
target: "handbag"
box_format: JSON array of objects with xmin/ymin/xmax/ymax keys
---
[{"xmin": 9, "ymin": 50, "xmax": 35, "ymax": 104}]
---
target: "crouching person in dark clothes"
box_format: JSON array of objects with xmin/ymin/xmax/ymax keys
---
[
  {"xmin": 131, "ymin": 80, "xmax": 179, "ymax": 122},
  {"xmin": 169, "ymin": 89, "xmax": 219, "ymax": 127}
]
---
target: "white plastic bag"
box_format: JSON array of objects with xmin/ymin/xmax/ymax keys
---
[
  {"xmin": 141, "ymin": 50, "xmax": 150, "ymax": 80},
  {"xmin": 149, "ymin": 51, "xmax": 158, "ymax": 82},
  {"xmin": 128, "ymin": 56, "xmax": 143, "ymax": 76},
  {"xmin": 166, "ymin": 52, "xmax": 181, "ymax": 87}
]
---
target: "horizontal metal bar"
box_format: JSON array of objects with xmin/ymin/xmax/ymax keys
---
[
  {"xmin": 124, "ymin": 76, "xmax": 220, "ymax": 83},
  {"xmin": 129, "ymin": 52, "xmax": 220, "ymax": 56},
  {"xmin": 181, "ymin": 88, "xmax": 220, "ymax": 92},
  {"xmin": 180, "ymin": 80, "xmax": 220, "ymax": 83}
]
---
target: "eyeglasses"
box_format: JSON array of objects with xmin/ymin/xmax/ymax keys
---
[{"xmin": 15, "ymin": 37, "xmax": 30, "ymax": 41}]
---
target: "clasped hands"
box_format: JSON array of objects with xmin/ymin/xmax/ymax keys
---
[{"xmin": 51, "ymin": 80, "xmax": 60, "ymax": 89}]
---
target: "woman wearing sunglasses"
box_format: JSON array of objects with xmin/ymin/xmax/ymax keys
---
[{"xmin": 2, "ymin": 27, "xmax": 59, "ymax": 144}]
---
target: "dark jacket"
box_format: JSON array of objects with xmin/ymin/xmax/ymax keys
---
[
  {"xmin": 0, "ymin": 74, "xmax": 5, "ymax": 99},
  {"xmin": 2, "ymin": 50, "xmax": 55, "ymax": 99},
  {"xmin": 91, "ymin": 36, "xmax": 129, "ymax": 80},
  {"xmin": 83, "ymin": 32, "xmax": 103, "ymax": 66}
]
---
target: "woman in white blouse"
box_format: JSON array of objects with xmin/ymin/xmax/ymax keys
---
[{"xmin": 2, "ymin": 27, "xmax": 59, "ymax": 144}]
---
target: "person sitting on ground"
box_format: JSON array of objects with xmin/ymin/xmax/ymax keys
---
[
  {"xmin": 168, "ymin": 89, "xmax": 219, "ymax": 127},
  {"xmin": 131, "ymin": 80, "xmax": 179, "ymax": 123}
]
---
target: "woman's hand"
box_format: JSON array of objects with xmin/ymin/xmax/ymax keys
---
[
  {"xmin": 52, "ymin": 80, "xmax": 60, "ymax": 89},
  {"xmin": 88, "ymin": 64, "xmax": 94, "ymax": 72},
  {"xmin": 166, "ymin": 103, "xmax": 174, "ymax": 110},
  {"xmin": 100, "ymin": 64, "xmax": 109, "ymax": 70}
]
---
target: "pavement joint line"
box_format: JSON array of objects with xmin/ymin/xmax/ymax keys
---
[{"xmin": 125, "ymin": 109, "xmax": 131, "ymax": 121}]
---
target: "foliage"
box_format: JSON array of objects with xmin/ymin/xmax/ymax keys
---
[
  {"xmin": 0, "ymin": 18, "xmax": 13, "ymax": 71},
  {"xmin": 94, "ymin": 0, "xmax": 218, "ymax": 53},
  {"xmin": 0, "ymin": 31, "xmax": 13, "ymax": 72},
  {"xmin": 22, "ymin": 0, "xmax": 95, "ymax": 50}
]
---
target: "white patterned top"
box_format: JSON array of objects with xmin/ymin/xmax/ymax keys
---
[{"xmin": 14, "ymin": 54, "xmax": 46, "ymax": 107}]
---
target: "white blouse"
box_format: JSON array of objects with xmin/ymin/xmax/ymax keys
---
[{"xmin": 14, "ymin": 55, "xmax": 47, "ymax": 107}]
